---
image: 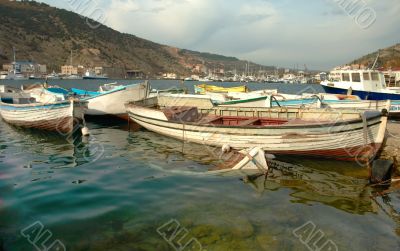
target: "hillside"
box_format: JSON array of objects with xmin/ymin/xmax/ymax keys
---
[
  {"xmin": 0, "ymin": 0, "xmax": 270, "ymax": 77},
  {"xmin": 350, "ymin": 43, "xmax": 400, "ymax": 69}
]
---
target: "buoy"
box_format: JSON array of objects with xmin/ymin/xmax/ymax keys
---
[
  {"xmin": 222, "ymin": 144, "xmax": 231, "ymax": 153},
  {"xmin": 81, "ymin": 126, "xmax": 90, "ymax": 136}
]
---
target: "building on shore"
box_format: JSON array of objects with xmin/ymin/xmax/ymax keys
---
[
  {"xmin": 126, "ymin": 69, "xmax": 144, "ymax": 79},
  {"xmin": 2, "ymin": 64, "xmax": 12, "ymax": 72},
  {"xmin": 2, "ymin": 61, "xmax": 46, "ymax": 77},
  {"xmin": 191, "ymin": 64, "xmax": 208, "ymax": 74},
  {"xmin": 61, "ymin": 65, "xmax": 106, "ymax": 77},
  {"xmin": 94, "ymin": 67, "xmax": 104, "ymax": 75},
  {"xmin": 61, "ymin": 65, "xmax": 78, "ymax": 75},
  {"xmin": 163, "ymin": 73, "xmax": 178, "ymax": 80}
]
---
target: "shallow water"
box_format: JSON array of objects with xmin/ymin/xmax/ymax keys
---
[{"xmin": 0, "ymin": 80, "xmax": 399, "ymax": 251}]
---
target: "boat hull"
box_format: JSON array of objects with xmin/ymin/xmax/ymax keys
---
[
  {"xmin": 127, "ymin": 105, "xmax": 388, "ymax": 162},
  {"xmin": 321, "ymin": 85, "xmax": 400, "ymax": 117},
  {"xmin": 321, "ymin": 84, "xmax": 400, "ymax": 100},
  {"xmin": 195, "ymin": 84, "xmax": 248, "ymax": 94},
  {"xmin": 83, "ymin": 77, "xmax": 109, "ymax": 80},
  {"xmin": 0, "ymin": 100, "xmax": 86, "ymax": 134},
  {"xmin": 84, "ymin": 82, "xmax": 150, "ymax": 117}
]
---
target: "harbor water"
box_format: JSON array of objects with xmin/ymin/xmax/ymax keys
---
[{"xmin": 0, "ymin": 80, "xmax": 399, "ymax": 250}]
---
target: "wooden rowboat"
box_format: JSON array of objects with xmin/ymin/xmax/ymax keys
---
[
  {"xmin": 149, "ymin": 146, "xmax": 269, "ymax": 175},
  {"xmin": 126, "ymin": 96, "xmax": 390, "ymax": 162},
  {"xmin": 0, "ymin": 93, "xmax": 87, "ymax": 134}
]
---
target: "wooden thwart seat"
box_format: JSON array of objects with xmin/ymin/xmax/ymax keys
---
[{"xmin": 238, "ymin": 118, "xmax": 260, "ymax": 126}]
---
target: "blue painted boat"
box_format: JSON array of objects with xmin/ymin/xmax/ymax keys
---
[
  {"xmin": 71, "ymin": 88, "xmax": 101, "ymax": 97},
  {"xmin": 321, "ymin": 69, "xmax": 400, "ymax": 100},
  {"xmin": 321, "ymin": 84, "xmax": 400, "ymax": 100}
]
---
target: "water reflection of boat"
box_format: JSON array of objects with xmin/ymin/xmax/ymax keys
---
[
  {"xmin": 246, "ymin": 159, "xmax": 377, "ymax": 214},
  {"xmin": 125, "ymin": 127, "xmax": 384, "ymax": 214},
  {"xmin": 0, "ymin": 119, "xmax": 108, "ymax": 172}
]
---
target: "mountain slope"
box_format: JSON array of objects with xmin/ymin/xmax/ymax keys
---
[
  {"xmin": 350, "ymin": 43, "xmax": 400, "ymax": 69},
  {"xmin": 0, "ymin": 0, "xmax": 269, "ymax": 77}
]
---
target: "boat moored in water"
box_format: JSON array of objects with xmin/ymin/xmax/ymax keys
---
[
  {"xmin": 0, "ymin": 91, "xmax": 87, "ymax": 134},
  {"xmin": 72, "ymin": 81, "xmax": 151, "ymax": 119},
  {"xmin": 321, "ymin": 68, "xmax": 400, "ymax": 100},
  {"xmin": 194, "ymin": 84, "xmax": 249, "ymax": 94},
  {"xmin": 82, "ymin": 70, "xmax": 109, "ymax": 80},
  {"xmin": 126, "ymin": 96, "xmax": 391, "ymax": 162}
]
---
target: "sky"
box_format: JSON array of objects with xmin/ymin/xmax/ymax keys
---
[{"xmin": 37, "ymin": 0, "xmax": 400, "ymax": 70}]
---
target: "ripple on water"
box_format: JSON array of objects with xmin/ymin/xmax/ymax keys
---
[{"xmin": 1, "ymin": 114, "xmax": 400, "ymax": 250}]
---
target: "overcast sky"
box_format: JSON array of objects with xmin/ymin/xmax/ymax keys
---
[{"xmin": 37, "ymin": 0, "xmax": 400, "ymax": 70}]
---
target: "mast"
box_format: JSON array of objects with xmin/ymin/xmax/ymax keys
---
[
  {"xmin": 371, "ymin": 51, "xmax": 380, "ymax": 70},
  {"xmin": 70, "ymin": 50, "xmax": 73, "ymax": 66},
  {"xmin": 13, "ymin": 47, "xmax": 16, "ymax": 63},
  {"xmin": 12, "ymin": 47, "xmax": 16, "ymax": 74}
]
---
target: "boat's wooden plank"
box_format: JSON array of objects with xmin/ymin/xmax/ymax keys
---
[{"xmin": 197, "ymin": 116, "xmax": 222, "ymax": 124}]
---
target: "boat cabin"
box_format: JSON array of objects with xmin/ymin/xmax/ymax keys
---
[{"xmin": 326, "ymin": 69, "xmax": 387, "ymax": 92}]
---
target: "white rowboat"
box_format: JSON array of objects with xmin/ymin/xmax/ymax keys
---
[
  {"xmin": 126, "ymin": 96, "xmax": 390, "ymax": 162},
  {"xmin": 73, "ymin": 82, "xmax": 150, "ymax": 119},
  {"xmin": 0, "ymin": 94, "xmax": 87, "ymax": 134}
]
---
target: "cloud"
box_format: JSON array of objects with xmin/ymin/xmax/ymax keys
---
[
  {"xmin": 38, "ymin": 0, "xmax": 400, "ymax": 69},
  {"xmin": 104, "ymin": 0, "xmax": 277, "ymax": 47}
]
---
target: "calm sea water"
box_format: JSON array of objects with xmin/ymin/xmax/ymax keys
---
[{"xmin": 0, "ymin": 80, "xmax": 399, "ymax": 251}]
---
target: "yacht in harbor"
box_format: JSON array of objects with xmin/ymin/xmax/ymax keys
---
[
  {"xmin": 63, "ymin": 74, "xmax": 82, "ymax": 80},
  {"xmin": 5, "ymin": 69, "xmax": 27, "ymax": 80},
  {"xmin": 46, "ymin": 71, "xmax": 61, "ymax": 80},
  {"xmin": 83, "ymin": 70, "xmax": 108, "ymax": 80},
  {"xmin": 321, "ymin": 67, "xmax": 400, "ymax": 100}
]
